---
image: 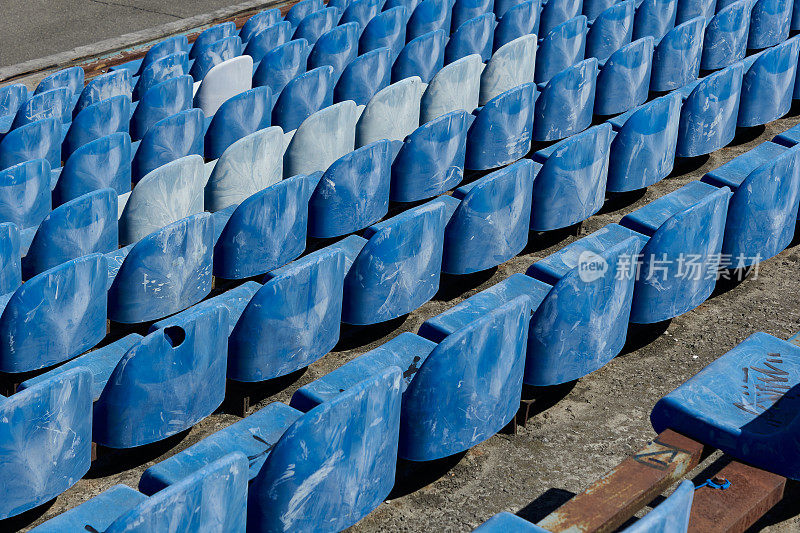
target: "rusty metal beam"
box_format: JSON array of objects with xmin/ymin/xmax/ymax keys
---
[
  {"xmin": 688, "ymin": 461, "xmax": 785, "ymax": 533},
  {"xmin": 536, "ymin": 430, "xmax": 705, "ymax": 533}
]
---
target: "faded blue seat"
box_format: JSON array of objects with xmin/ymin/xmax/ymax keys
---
[
  {"xmin": 240, "ymin": 7, "xmax": 282, "ymax": 43},
  {"xmin": 479, "ymin": 34, "xmax": 537, "ymax": 106},
  {"xmin": 272, "ymin": 65, "xmax": 335, "ymax": 131},
  {"xmin": 22, "ymin": 188, "xmax": 117, "ymax": 278},
  {"xmin": 308, "ymin": 140, "xmax": 396, "ymax": 238},
  {"xmin": 446, "ymin": 12, "xmax": 497, "ymax": 63},
  {"xmin": 738, "ymin": 38, "xmax": 800, "ymax": 127},
  {"xmin": 54, "ymin": 133, "xmax": 131, "ymax": 205},
  {"xmin": 595, "ymin": 36, "xmax": 654, "ymax": 115},
  {"xmin": 0, "ymin": 118, "xmax": 60, "ymax": 171},
  {"xmin": 0, "ymin": 369, "xmax": 92, "ymax": 520},
  {"xmin": 131, "ymin": 51, "xmax": 189, "ymax": 101},
  {"xmin": 204, "ymin": 86, "xmax": 272, "ymax": 160},
  {"xmin": 466, "ymin": 83, "xmax": 536, "ymax": 170},
  {"xmin": 31, "ymin": 454, "xmax": 248, "ymax": 533},
  {"xmin": 309, "ymin": 22, "xmax": 360, "ymax": 83},
  {"xmin": 293, "ymin": 7, "xmax": 342, "ymax": 45},
  {"xmin": 360, "ymin": 6, "xmax": 408, "ymax": 60},
  {"xmin": 12, "ymin": 87, "xmax": 72, "ymax": 129},
  {"xmin": 189, "ymin": 21, "xmax": 237, "ymax": 59},
  {"xmin": 534, "ymin": 15, "xmax": 588, "ymax": 84},
  {"xmin": 34, "ymin": 66, "xmax": 84, "ymax": 109},
  {"xmin": 109, "ymin": 213, "xmax": 213, "ymax": 323},
  {"xmin": 586, "ymin": 0, "xmax": 635, "ymax": 61},
  {"xmin": 606, "ymin": 92, "xmax": 682, "ymax": 192},
  {"xmin": 677, "ymin": 0, "xmax": 716, "ymax": 21},
  {"xmin": 287, "ymin": 0, "xmax": 325, "ymax": 28},
  {"xmin": 421, "ymin": 54, "xmax": 483, "ymax": 122},
  {"xmin": 534, "ymin": 58, "xmax": 598, "ymax": 141},
  {"xmin": 384, "ymin": 0, "xmax": 422, "ymax": 12},
  {"xmin": 213, "ymin": 174, "xmax": 310, "ymax": 279},
  {"xmin": 530, "ymin": 124, "xmax": 612, "ymax": 230},
  {"xmin": 392, "ymin": 29, "xmax": 447, "ymax": 82},
  {"xmin": 0, "ymin": 84, "xmax": 28, "ymax": 135},
  {"xmin": 190, "ymin": 35, "xmax": 244, "ymax": 81},
  {"xmin": 0, "ymin": 159, "xmax": 51, "ymax": 229},
  {"xmin": 340, "ymin": 0, "xmax": 385, "ymax": 26},
  {"xmin": 335, "ymin": 46, "xmax": 393, "ymax": 104},
  {"xmin": 676, "ymin": 62, "xmax": 744, "ymax": 157},
  {"xmin": 443, "ymin": 159, "xmax": 534, "ymax": 273},
  {"xmin": 700, "ymin": 0, "xmax": 754, "ymax": 71},
  {"xmin": 0, "ymin": 253, "xmax": 108, "ymax": 373},
  {"xmin": 74, "ymin": 70, "xmax": 132, "ymax": 117},
  {"xmin": 253, "ymin": 38, "xmax": 311, "ymax": 98},
  {"xmin": 356, "ymin": 77, "xmax": 426, "ymax": 146},
  {"xmin": 194, "ymin": 55, "xmax": 254, "ymax": 118},
  {"xmin": 583, "ymin": 0, "xmax": 616, "ymax": 19},
  {"xmin": 283, "ymin": 100, "xmax": 360, "ymax": 176},
  {"xmin": 632, "ymin": 0, "xmax": 678, "ymax": 43},
  {"xmin": 62, "ymin": 94, "xmax": 130, "ymax": 159},
  {"xmin": 143, "ymin": 367, "xmax": 401, "ymax": 533},
  {"xmin": 119, "ymin": 155, "xmax": 205, "ymax": 245},
  {"xmin": 111, "ymin": 35, "xmax": 189, "ymax": 76},
  {"xmin": 495, "ymin": 0, "xmax": 530, "ymax": 15},
  {"xmin": 341, "ymin": 197, "xmax": 455, "ymax": 324},
  {"xmin": 391, "ymin": 110, "xmax": 469, "ymax": 202},
  {"xmin": 650, "ymin": 16, "xmax": 704, "ymax": 92},
  {"xmin": 540, "ymin": 0, "xmax": 584, "ymax": 35},
  {"xmin": 620, "ymin": 181, "xmax": 731, "ymax": 323},
  {"xmin": 294, "ymin": 299, "xmax": 529, "ymax": 461},
  {"xmin": 453, "ymin": 0, "xmax": 495, "ymax": 29},
  {"xmin": 748, "ymin": 0, "xmax": 792, "ymax": 50},
  {"xmin": 132, "ymin": 108, "xmax": 204, "ymax": 183},
  {"xmin": 243, "ymin": 21, "xmax": 293, "ymax": 63},
  {"xmin": 774, "ymin": 123, "xmax": 800, "ymax": 147},
  {"xmin": 652, "ymin": 332, "xmax": 800, "ymax": 480},
  {"xmin": 702, "ymin": 142, "xmax": 800, "ymax": 266},
  {"xmin": 205, "ymin": 127, "xmax": 284, "ymax": 212},
  {"xmin": 130, "ymin": 74, "xmax": 193, "ymax": 141},
  {"xmin": 0, "ymin": 223, "xmax": 21, "ymax": 298},
  {"xmin": 794, "ymin": 0, "xmax": 800, "ymax": 31},
  {"xmin": 494, "ymin": 0, "xmax": 541, "ymax": 50},
  {"xmin": 407, "ymin": 0, "xmax": 456, "ymax": 40}
]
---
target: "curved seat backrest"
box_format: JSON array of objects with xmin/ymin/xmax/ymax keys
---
[
  {"xmin": 0, "ymin": 158, "xmax": 51, "ymax": 229},
  {"xmin": 0, "ymin": 253, "xmax": 108, "ymax": 372},
  {"xmin": 676, "ymin": 0, "xmax": 716, "ymax": 22},
  {"xmin": 0, "ymin": 118, "xmax": 61, "ymax": 171},
  {"xmin": 480, "ymin": 33, "xmax": 536, "ymax": 106},
  {"xmin": 131, "ymin": 74, "xmax": 193, "ymax": 141},
  {"xmin": 133, "ymin": 51, "xmax": 189, "ymax": 101},
  {"xmin": 243, "ymin": 21, "xmax": 293, "ymax": 63},
  {"xmin": 110, "ymin": 213, "xmax": 214, "ymax": 323},
  {"xmin": 194, "ymin": 55, "xmax": 254, "ymax": 118},
  {"xmin": 74, "ymin": 70, "xmax": 131, "ymax": 116},
  {"xmin": 240, "ymin": 8, "xmax": 282, "ymax": 42},
  {"xmin": 63, "ymin": 94, "xmax": 131, "ymax": 158},
  {"xmin": 34, "ymin": 66, "xmax": 84, "ymax": 103},
  {"xmin": 445, "ymin": 12, "xmax": 497, "ymax": 64},
  {"xmin": 341, "ymin": 0, "xmax": 384, "ymax": 26},
  {"xmin": 95, "ymin": 304, "xmax": 228, "ymax": 447},
  {"xmin": 204, "ymin": 86, "xmax": 273, "ymax": 160},
  {"xmin": 392, "ymin": 29, "xmax": 447, "ymax": 83},
  {"xmin": 12, "ymin": 87, "xmax": 71, "ymax": 128},
  {"xmin": 533, "ymin": 58, "xmax": 598, "ymax": 141},
  {"xmin": 494, "ymin": 0, "xmax": 541, "ymax": 51},
  {"xmin": 132, "ymin": 108, "xmax": 205, "ymax": 183},
  {"xmin": 359, "ymin": 6, "xmax": 408, "ymax": 60},
  {"xmin": 650, "ymin": 16, "xmax": 704, "ymax": 92},
  {"xmin": 453, "ymin": 0, "xmax": 495, "ymax": 29},
  {"xmin": 55, "ymin": 132, "xmax": 131, "ymax": 205},
  {"xmin": 139, "ymin": 35, "xmax": 190, "ymax": 74},
  {"xmin": 632, "ymin": 0, "xmax": 678, "ymax": 42},
  {"xmin": 120, "ymin": 155, "xmax": 205, "ymax": 245},
  {"xmin": 272, "ymin": 65, "xmax": 334, "ymax": 132},
  {"xmin": 309, "ymin": 22, "xmax": 361, "ymax": 82},
  {"xmin": 540, "ymin": 0, "xmax": 583, "ymax": 34},
  {"xmin": 214, "ymin": 174, "xmax": 310, "ymax": 279},
  {"xmin": 586, "ymin": 0, "xmax": 635, "ymax": 61},
  {"xmin": 284, "ymin": 100, "xmax": 359, "ymax": 176},
  {"xmin": 421, "ymin": 53, "xmax": 483, "ymax": 123},
  {"xmin": 534, "ymin": 15, "xmax": 588, "ymax": 84},
  {"xmin": 595, "ymin": 36, "xmax": 654, "ymax": 116},
  {"xmin": 24, "ymin": 188, "xmax": 118, "ymax": 278},
  {"xmin": 583, "ymin": 0, "xmax": 616, "ymax": 19},
  {"xmin": 249, "ymin": 367, "xmax": 401, "ymax": 532},
  {"xmin": 293, "ymin": 7, "xmax": 342, "ymax": 45},
  {"xmin": 407, "ymin": 0, "xmax": 455, "ymax": 41},
  {"xmin": 356, "ymin": 76, "xmax": 425, "ymax": 147},
  {"xmin": 335, "ymin": 46, "xmax": 393, "ymax": 105},
  {"xmin": 286, "ymin": 0, "xmax": 325, "ymax": 27},
  {"xmin": 0, "ymin": 223, "xmax": 21, "ymax": 297},
  {"xmin": 190, "ymin": 21, "xmax": 237, "ymax": 59},
  {"xmin": 0, "ymin": 84, "xmax": 28, "ymax": 121},
  {"xmin": 253, "ymin": 38, "xmax": 311, "ymax": 97},
  {"xmin": 701, "ymin": 0, "xmax": 754, "ymax": 71},
  {"xmin": 748, "ymin": 0, "xmax": 792, "ymax": 50},
  {"xmin": 738, "ymin": 37, "xmax": 800, "ymax": 127}
]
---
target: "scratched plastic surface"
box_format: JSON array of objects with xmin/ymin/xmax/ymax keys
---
[
  {"xmin": 650, "ymin": 17, "xmax": 704, "ymax": 92},
  {"xmin": 284, "ymin": 100, "xmax": 359, "ymax": 176},
  {"xmin": 34, "ymin": 66, "xmax": 84, "ymax": 106},
  {"xmin": 533, "ymin": 58, "xmax": 598, "ymax": 141},
  {"xmin": 393, "ymin": 33, "xmax": 445, "ymax": 87},
  {"xmin": 252, "ymin": 39, "xmax": 311, "ymax": 97},
  {"xmin": 356, "ymin": 76, "xmax": 425, "ymax": 147},
  {"xmin": 309, "ymin": 23, "xmax": 360, "ymax": 82},
  {"xmin": 63, "ymin": 95, "xmax": 131, "ymax": 158},
  {"xmin": 701, "ymin": 0, "xmax": 754, "ymax": 71},
  {"xmin": 12, "ymin": 87, "xmax": 72, "ymax": 128},
  {"xmin": 55, "ymin": 133, "xmax": 131, "ymax": 205},
  {"xmin": 204, "ymin": 86, "xmax": 272, "ymax": 160},
  {"xmin": 360, "ymin": 7, "xmax": 408, "ymax": 61},
  {"xmin": 421, "ymin": 54, "xmax": 483, "ymax": 123},
  {"xmin": 586, "ymin": 0, "xmax": 635, "ymax": 61},
  {"xmin": 294, "ymin": 7, "xmax": 342, "ymax": 45},
  {"xmin": 445, "ymin": 13, "xmax": 497, "ymax": 63},
  {"xmin": 74, "ymin": 70, "xmax": 132, "ymax": 116},
  {"xmin": 534, "ymin": 16, "xmax": 587, "ymax": 84},
  {"xmin": 132, "ymin": 51, "xmax": 189, "ymax": 101},
  {"xmin": 244, "ymin": 21, "xmax": 293, "ymax": 63},
  {"xmin": 286, "ymin": 0, "xmax": 324, "ymax": 27},
  {"xmin": 738, "ymin": 38, "xmax": 800, "ymax": 128},
  {"xmin": 479, "ymin": 34, "xmax": 536, "ymax": 106},
  {"xmin": 748, "ymin": 0, "xmax": 792, "ymax": 50},
  {"xmin": 0, "ymin": 84, "xmax": 28, "ymax": 134},
  {"xmin": 407, "ymin": 0, "xmax": 455, "ymax": 41},
  {"xmin": 340, "ymin": 0, "xmax": 384, "ymax": 27},
  {"xmin": 130, "ymin": 75, "xmax": 193, "ymax": 141},
  {"xmin": 194, "ymin": 55, "xmax": 254, "ymax": 117},
  {"xmin": 190, "ymin": 22, "xmax": 237, "ymax": 59},
  {"xmin": 0, "ymin": 223, "xmax": 20, "ymax": 297},
  {"xmin": 272, "ymin": 65, "xmax": 334, "ymax": 132},
  {"xmin": 0, "ymin": 118, "xmax": 61, "ymax": 171},
  {"xmin": 132, "ymin": 108, "xmax": 204, "ymax": 183},
  {"xmin": 594, "ymin": 37, "xmax": 653, "ymax": 116},
  {"xmin": 493, "ymin": 0, "xmax": 541, "ymax": 52},
  {"xmin": 452, "ymin": 0, "xmax": 494, "ymax": 29},
  {"xmin": 0, "ymin": 158, "xmax": 51, "ymax": 229},
  {"xmin": 632, "ymin": 0, "xmax": 677, "ymax": 43},
  {"xmin": 540, "ymin": 0, "xmax": 582, "ymax": 35},
  {"xmin": 335, "ymin": 47, "xmax": 393, "ymax": 105}
]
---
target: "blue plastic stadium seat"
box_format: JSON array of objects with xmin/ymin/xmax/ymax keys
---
[
  {"xmin": 309, "ymin": 23, "xmax": 360, "ymax": 84},
  {"xmin": 109, "ymin": 213, "xmax": 213, "ymax": 323},
  {"xmin": 335, "ymin": 47, "xmax": 393, "ymax": 104},
  {"xmin": 340, "ymin": 0, "xmax": 385, "ymax": 27},
  {"xmin": 213, "ymin": 174, "xmax": 310, "ymax": 279},
  {"xmin": 34, "ymin": 66, "xmax": 84, "ymax": 109},
  {"xmin": 737, "ymin": 38, "xmax": 800, "ymax": 128},
  {"xmin": 700, "ymin": 0, "xmax": 754, "ymax": 71},
  {"xmin": 240, "ymin": 8, "xmax": 282, "ymax": 43},
  {"xmin": 495, "ymin": 0, "xmax": 529, "ymax": 16},
  {"xmin": 453, "ymin": 0, "xmax": 495, "ymax": 29},
  {"xmin": 384, "ymin": 0, "xmax": 422, "ymax": 13},
  {"xmin": 294, "ymin": 7, "xmax": 342, "ymax": 45},
  {"xmin": 748, "ymin": 0, "xmax": 792, "ymax": 50},
  {"xmin": 583, "ymin": 0, "xmax": 616, "ymax": 19},
  {"xmin": 393, "ymin": 29, "xmax": 447, "ymax": 82},
  {"xmin": 189, "ymin": 21, "xmax": 237, "ymax": 59},
  {"xmin": 0, "ymin": 84, "xmax": 28, "ymax": 135},
  {"xmin": 284, "ymin": 100, "xmax": 360, "ymax": 176},
  {"xmin": 677, "ymin": 0, "xmax": 716, "ymax": 21},
  {"xmin": 421, "ymin": 54, "xmax": 483, "ymax": 122},
  {"xmin": 119, "ymin": 155, "xmax": 205, "ymax": 245},
  {"xmin": 62, "ymin": 94, "xmax": 130, "ymax": 158},
  {"xmin": 535, "ymin": 15, "xmax": 588, "ymax": 84},
  {"xmin": 286, "ymin": 0, "xmax": 325, "ymax": 28},
  {"xmin": 356, "ymin": 77, "xmax": 426, "ymax": 146},
  {"xmin": 650, "ymin": 16, "xmax": 704, "ymax": 92},
  {"xmin": 702, "ymin": 142, "xmax": 800, "ymax": 266},
  {"xmin": 31, "ymin": 454, "xmax": 248, "ymax": 533},
  {"xmin": 0, "ymin": 253, "xmax": 108, "ymax": 373},
  {"xmin": 112, "ymin": 35, "xmax": 189, "ymax": 76},
  {"xmin": 0, "ymin": 118, "xmax": 61, "ymax": 171},
  {"xmin": 360, "ymin": 6, "xmax": 408, "ymax": 60},
  {"xmin": 253, "ymin": 39, "xmax": 311, "ymax": 99},
  {"xmin": 294, "ymin": 299, "xmax": 529, "ymax": 461},
  {"xmin": 272, "ymin": 65, "xmax": 335, "ymax": 131},
  {"xmin": 22, "ymin": 188, "xmax": 117, "ymax": 278},
  {"xmin": 530, "ymin": 124, "xmax": 612, "ymax": 230},
  {"xmin": 632, "ymin": 0, "xmax": 678, "ymax": 43},
  {"xmin": 654, "ymin": 332, "xmax": 800, "ymax": 480},
  {"xmin": 243, "ymin": 21, "xmax": 293, "ymax": 63},
  {"xmin": 0, "ymin": 369, "xmax": 92, "ymax": 520},
  {"xmin": 446, "ymin": 13, "xmax": 497, "ymax": 63},
  {"xmin": 467, "ymin": 83, "xmax": 536, "ymax": 169},
  {"xmin": 194, "ymin": 55, "xmax": 254, "ymax": 117},
  {"xmin": 54, "ymin": 133, "xmax": 131, "ymax": 205},
  {"xmin": 390, "ymin": 111, "xmax": 469, "ymax": 202},
  {"xmin": 494, "ymin": 0, "xmax": 540, "ymax": 51},
  {"xmin": 0, "ymin": 159, "xmax": 51, "ymax": 229},
  {"xmin": 130, "ymin": 75, "xmax": 193, "ymax": 141},
  {"xmin": 443, "ymin": 159, "xmax": 534, "ymax": 273},
  {"xmin": 0, "ymin": 224, "xmax": 21, "ymax": 298},
  {"xmin": 132, "ymin": 51, "xmax": 189, "ymax": 101},
  {"xmin": 132, "ymin": 108, "xmax": 204, "ymax": 183},
  {"xmin": 606, "ymin": 92, "xmax": 682, "ymax": 192},
  {"xmin": 676, "ymin": 62, "xmax": 744, "ymax": 157},
  {"xmin": 774, "ymin": 123, "xmax": 800, "ymax": 146},
  {"xmin": 595, "ymin": 37, "xmax": 654, "ymax": 115},
  {"xmin": 204, "ymin": 86, "xmax": 272, "ymax": 160},
  {"xmin": 407, "ymin": 0, "xmax": 455, "ymax": 40},
  {"xmin": 534, "ymin": 58, "xmax": 598, "ymax": 141},
  {"xmin": 620, "ymin": 181, "xmax": 731, "ymax": 323},
  {"xmin": 12, "ymin": 87, "xmax": 72, "ymax": 129},
  {"xmin": 341, "ymin": 197, "xmax": 455, "ymax": 324},
  {"xmin": 541, "ymin": 0, "xmax": 584, "ymax": 35},
  {"xmin": 74, "ymin": 70, "xmax": 132, "ymax": 117},
  {"xmin": 794, "ymin": 0, "xmax": 800, "ymax": 31},
  {"xmin": 480, "ymin": 34, "xmax": 536, "ymax": 106},
  {"xmin": 586, "ymin": 0, "xmax": 635, "ymax": 61}
]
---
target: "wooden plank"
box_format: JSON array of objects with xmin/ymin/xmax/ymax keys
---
[{"xmin": 537, "ymin": 430, "xmax": 704, "ymax": 533}]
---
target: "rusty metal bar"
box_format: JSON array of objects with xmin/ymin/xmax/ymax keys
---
[{"xmin": 536, "ymin": 430, "xmax": 705, "ymax": 533}]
